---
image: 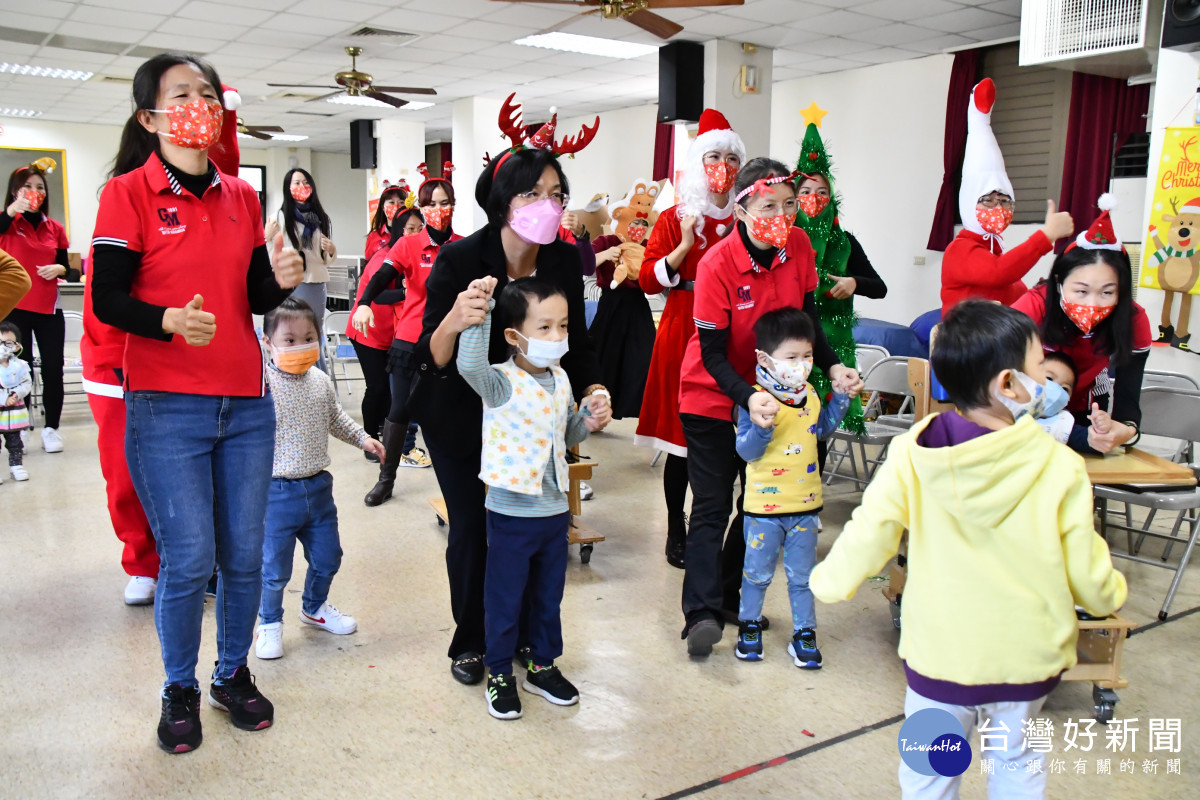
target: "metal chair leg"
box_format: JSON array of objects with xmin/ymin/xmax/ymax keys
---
[
  {"xmin": 1159, "ymin": 514, "xmax": 1200, "ymax": 620},
  {"xmin": 1133, "ymin": 508, "xmax": 1158, "ymax": 555},
  {"xmin": 650, "ymin": 450, "xmax": 663, "ymax": 467}
]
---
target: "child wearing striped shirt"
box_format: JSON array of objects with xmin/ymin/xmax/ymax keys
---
[
  {"xmin": 456, "ymin": 276, "xmax": 601, "ymax": 721},
  {"xmin": 254, "ymin": 297, "xmax": 385, "ymax": 661}
]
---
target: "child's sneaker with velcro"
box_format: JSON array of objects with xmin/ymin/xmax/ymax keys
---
[
  {"xmin": 486, "ymin": 673, "xmax": 523, "ymax": 720},
  {"xmin": 788, "ymin": 628, "xmax": 822, "ymax": 669},
  {"xmin": 735, "ymin": 620, "xmax": 764, "ymax": 661},
  {"xmin": 522, "ymin": 663, "xmax": 579, "ymax": 706}
]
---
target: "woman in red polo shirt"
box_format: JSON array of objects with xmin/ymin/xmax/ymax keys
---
[
  {"xmin": 89, "ymin": 52, "xmax": 303, "ymax": 754},
  {"xmin": 0, "ymin": 162, "xmax": 79, "ymax": 454},
  {"xmin": 679, "ymin": 157, "xmax": 862, "ymax": 657},
  {"xmin": 353, "ymin": 167, "xmax": 461, "ymax": 505},
  {"xmin": 638, "ymin": 109, "xmax": 745, "ymax": 569},
  {"xmin": 363, "ymin": 182, "xmax": 408, "ymax": 261}
]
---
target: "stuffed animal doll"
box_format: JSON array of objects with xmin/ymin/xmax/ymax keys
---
[{"xmin": 606, "ymin": 180, "xmax": 660, "ymax": 289}]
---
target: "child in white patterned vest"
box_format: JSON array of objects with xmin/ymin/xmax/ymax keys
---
[
  {"xmin": 734, "ymin": 307, "xmax": 853, "ymax": 669},
  {"xmin": 0, "ymin": 321, "xmax": 32, "ymax": 482},
  {"xmin": 457, "ymin": 276, "xmax": 601, "ymax": 721}
]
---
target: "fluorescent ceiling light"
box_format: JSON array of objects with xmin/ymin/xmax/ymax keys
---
[
  {"xmin": 0, "ymin": 62, "xmax": 92, "ymax": 81},
  {"xmin": 514, "ymin": 32, "xmax": 658, "ymax": 59},
  {"xmin": 0, "ymin": 108, "xmax": 42, "ymax": 118},
  {"xmin": 269, "ymin": 133, "xmax": 309, "ymax": 141},
  {"xmin": 326, "ymin": 94, "xmax": 391, "ymax": 108}
]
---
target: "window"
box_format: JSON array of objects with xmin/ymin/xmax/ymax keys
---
[{"xmin": 978, "ymin": 44, "xmax": 1072, "ymax": 224}]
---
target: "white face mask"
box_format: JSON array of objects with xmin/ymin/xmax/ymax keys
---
[
  {"xmin": 514, "ymin": 331, "xmax": 569, "ymax": 368},
  {"xmin": 994, "ymin": 369, "xmax": 1046, "ymax": 422},
  {"xmin": 757, "ymin": 351, "xmax": 813, "ymax": 389}
]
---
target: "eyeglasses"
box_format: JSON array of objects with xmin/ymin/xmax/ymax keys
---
[
  {"xmin": 977, "ymin": 195, "xmax": 1014, "ymax": 210},
  {"xmin": 749, "ymin": 199, "xmax": 798, "ymax": 215},
  {"xmin": 515, "ymin": 191, "xmax": 569, "ymax": 208}
]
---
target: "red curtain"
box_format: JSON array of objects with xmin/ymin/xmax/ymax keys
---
[
  {"xmin": 1058, "ymin": 74, "xmax": 1150, "ymax": 249},
  {"xmin": 653, "ymin": 121, "xmax": 674, "ymax": 183},
  {"xmin": 927, "ymin": 49, "xmax": 982, "ymax": 252}
]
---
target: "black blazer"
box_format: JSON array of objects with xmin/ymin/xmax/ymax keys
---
[{"xmin": 410, "ymin": 224, "xmax": 603, "ymax": 445}]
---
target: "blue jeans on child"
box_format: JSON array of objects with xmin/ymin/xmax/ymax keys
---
[
  {"xmin": 125, "ymin": 391, "xmax": 275, "ymax": 689},
  {"xmin": 259, "ymin": 470, "xmax": 342, "ymax": 625},
  {"xmin": 738, "ymin": 513, "xmax": 819, "ymax": 631},
  {"xmin": 483, "ymin": 511, "xmax": 571, "ymax": 675}
]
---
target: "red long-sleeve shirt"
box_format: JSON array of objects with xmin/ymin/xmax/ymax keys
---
[{"xmin": 940, "ymin": 229, "xmax": 1051, "ymax": 315}]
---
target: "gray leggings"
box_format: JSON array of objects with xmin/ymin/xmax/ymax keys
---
[{"xmin": 289, "ymin": 282, "xmax": 328, "ymax": 373}]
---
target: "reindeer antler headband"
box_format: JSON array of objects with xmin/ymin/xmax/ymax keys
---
[{"xmin": 483, "ymin": 92, "xmax": 600, "ymax": 176}]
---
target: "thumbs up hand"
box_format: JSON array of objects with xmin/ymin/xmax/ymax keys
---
[
  {"xmin": 271, "ymin": 232, "xmax": 305, "ymax": 290},
  {"xmin": 1042, "ymin": 199, "xmax": 1074, "ymax": 242},
  {"xmin": 163, "ymin": 293, "xmax": 217, "ymax": 346}
]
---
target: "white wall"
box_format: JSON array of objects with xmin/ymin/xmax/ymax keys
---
[
  {"xmin": 556, "ymin": 104, "xmax": 659, "ymax": 215},
  {"xmin": 0, "ymin": 118, "xmax": 122, "ymax": 248},
  {"xmin": 312, "ymin": 150, "xmax": 371, "ymax": 258}
]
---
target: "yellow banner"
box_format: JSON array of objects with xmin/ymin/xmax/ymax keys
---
[{"xmin": 1140, "ymin": 126, "xmax": 1200, "ymax": 296}]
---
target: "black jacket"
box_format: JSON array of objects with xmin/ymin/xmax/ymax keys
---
[{"xmin": 410, "ymin": 224, "xmax": 602, "ymax": 444}]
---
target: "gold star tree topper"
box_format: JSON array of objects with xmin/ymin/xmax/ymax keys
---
[{"xmin": 800, "ymin": 102, "xmax": 828, "ymax": 128}]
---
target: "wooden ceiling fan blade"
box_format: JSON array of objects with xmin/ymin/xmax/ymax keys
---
[
  {"xmin": 244, "ymin": 129, "xmax": 273, "ymax": 140},
  {"xmin": 365, "ymin": 90, "xmax": 408, "ymax": 108},
  {"xmin": 646, "ymin": 0, "xmax": 744, "ymax": 8},
  {"xmin": 267, "ymin": 83, "xmax": 340, "ymax": 89},
  {"xmin": 249, "ymin": 126, "xmax": 284, "ymax": 133},
  {"xmin": 370, "ymin": 86, "xmax": 438, "ymax": 95},
  {"xmin": 627, "ymin": 9, "xmax": 684, "ymax": 39}
]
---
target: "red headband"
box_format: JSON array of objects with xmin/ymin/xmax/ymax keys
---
[{"xmin": 734, "ymin": 170, "xmax": 800, "ymax": 204}]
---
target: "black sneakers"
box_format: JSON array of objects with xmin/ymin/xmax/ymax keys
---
[
  {"xmin": 208, "ymin": 665, "xmax": 274, "ymax": 731},
  {"xmin": 158, "ymin": 683, "xmax": 202, "ymax": 754},
  {"xmin": 486, "ymin": 673, "xmax": 523, "ymax": 720},
  {"xmin": 522, "ymin": 665, "xmax": 579, "ymax": 706}
]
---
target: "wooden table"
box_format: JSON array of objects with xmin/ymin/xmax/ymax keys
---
[{"xmin": 1084, "ymin": 447, "xmax": 1197, "ymax": 487}]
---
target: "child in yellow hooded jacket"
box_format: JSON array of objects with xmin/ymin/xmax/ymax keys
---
[{"xmin": 811, "ymin": 300, "xmax": 1126, "ymax": 800}]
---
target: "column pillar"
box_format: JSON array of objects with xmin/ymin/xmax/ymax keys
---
[
  {"xmin": 703, "ymin": 40, "xmax": 774, "ymax": 157},
  {"xmin": 452, "ymin": 96, "xmax": 505, "ymax": 234}
]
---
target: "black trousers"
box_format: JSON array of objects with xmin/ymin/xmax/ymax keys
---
[
  {"xmin": 680, "ymin": 413, "xmax": 747, "ymax": 630},
  {"xmin": 350, "ymin": 339, "xmax": 391, "ymax": 439},
  {"xmin": 385, "ymin": 345, "xmax": 417, "ymax": 426},
  {"xmin": 7, "ymin": 308, "xmax": 64, "ymax": 429},
  {"xmin": 422, "ymin": 406, "xmax": 489, "ymax": 659}
]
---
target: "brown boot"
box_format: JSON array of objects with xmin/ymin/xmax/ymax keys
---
[{"xmin": 364, "ymin": 420, "xmax": 405, "ymax": 507}]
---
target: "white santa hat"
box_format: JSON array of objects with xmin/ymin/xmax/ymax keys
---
[{"xmin": 958, "ymin": 78, "xmax": 1015, "ymax": 239}]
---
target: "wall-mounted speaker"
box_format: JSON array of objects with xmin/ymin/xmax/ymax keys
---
[
  {"xmin": 658, "ymin": 41, "xmax": 704, "ymax": 124},
  {"xmin": 350, "ymin": 119, "xmax": 376, "ymax": 169},
  {"xmin": 1162, "ymin": 0, "xmax": 1200, "ymax": 49}
]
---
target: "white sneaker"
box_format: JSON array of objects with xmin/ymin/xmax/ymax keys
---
[
  {"xmin": 300, "ymin": 602, "xmax": 357, "ymax": 635},
  {"xmin": 123, "ymin": 576, "xmax": 156, "ymax": 605},
  {"xmin": 579, "ymin": 481, "xmax": 594, "ymax": 501},
  {"xmin": 41, "ymin": 427, "xmax": 63, "ymax": 453},
  {"xmin": 9, "ymin": 464, "xmax": 27, "ymax": 481},
  {"xmin": 255, "ymin": 622, "xmax": 284, "ymax": 659}
]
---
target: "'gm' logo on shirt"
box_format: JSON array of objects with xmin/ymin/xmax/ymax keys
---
[
  {"xmin": 157, "ymin": 207, "xmax": 186, "ymax": 236},
  {"xmin": 736, "ymin": 285, "xmax": 754, "ymax": 311}
]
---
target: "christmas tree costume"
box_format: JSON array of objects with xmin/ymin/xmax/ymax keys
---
[{"xmin": 792, "ymin": 115, "xmax": 864, "ymax": 435}]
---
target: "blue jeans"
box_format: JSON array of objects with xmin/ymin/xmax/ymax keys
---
[
  {"xmin": 484, "ymin": 511, "xmax": 570, "ymax": 675},
  {"xmin": 738, "ymin": 513, "xmax": 819, "ymax": 632},
  {"xmin": 126, "ymin": 392, "xmax": 275, "ymax": 689},
  {"xmin": 259, "ymin": 471, "xmax": 342, "ymax": 624}
]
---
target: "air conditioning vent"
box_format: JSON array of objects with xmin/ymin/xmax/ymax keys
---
[
  {"xmin": 1020, "ymin": 0, "xmax": 1151, "ymax": 64},
  {"xmin": 346, "ymin": 26, "xmax": 420, "ymax": 45}
]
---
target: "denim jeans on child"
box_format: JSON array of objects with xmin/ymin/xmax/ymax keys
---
[
  {"xmin": 125, "ymin": 391, "xmax": 275, "ymax": 689},
  {"xmin": 738, "ymin": 513, "xmax": 819, "ymax": 631},
  {"xmin": 259, "ymin": 470, "xmax": 342, "ymax": 625},
  {"xmin": 483, "ymin": 511, "xmax": 571, "ymax": 675}
]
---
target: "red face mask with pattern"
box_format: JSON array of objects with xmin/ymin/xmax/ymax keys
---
[
  {"xmin": 423, "ymin": 205, "xmax": 453, "ymax": 231},
  {"xmin": 704, "ymin": 162, "xmax": 738, "ymax": 194},
  {"xmin": 291, "ymin": 183, "xmax": 313, "ymax": 203},
  {"xmin": 23, "ymin": 189, "xmax": 45, "ymax": 212},
  {"xmin": 626, "ymin": 222, "xmax": 647, "ymax": 243},
  {"xmin": 744, "ymin": 211, "xmax": 794, "ymax": 250},
  {"xmin": 797, "ymin": 193, "xmax": 830, "ymax": 218},
  {"xmin": 976, "ymin": 206, "xmax": 1013, "ymax": 235},
  {"xmin": 148, "ymin": 97, "xmax": 224, "ymax": 150},
  {"xmin": 1059, "ymin": 287, "xmax": 1115, "ymax": 335},
  {"xmin": 383, "ymin": 203, "xmax": 400, "ymax": 223}
]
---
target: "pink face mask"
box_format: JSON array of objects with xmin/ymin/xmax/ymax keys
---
[{"xmin": 509, "ymin": 197, "xmax": 563, "ymax": 245}]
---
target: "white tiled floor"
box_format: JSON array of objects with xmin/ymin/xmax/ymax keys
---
[{"xmin": 1, "ymin": 392, "xmax": 1198, "ymax": 799}]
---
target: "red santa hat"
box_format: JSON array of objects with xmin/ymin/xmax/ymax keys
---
[
  {"xmin": 210, "ymin": 84, "xmax": 242, "ymax": 176},
  {"xmin": 1180, "ymin": 197, "xmax": 1200, "ymax": 215},
  {"xmin": 691, "ymin": 108, "xmax": 743, "ymax": 159},
  {"xmin": 1071, "ymin": 193, "xmax": 1122, "ymax": 251}
]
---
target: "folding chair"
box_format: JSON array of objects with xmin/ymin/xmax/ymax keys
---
[
  {"xmin": 824, "ymin": 356, "xmax": 915, "ymax": 490},
  {"xmin": 854, "ymin": 344, "xmax": 890, "ymax": 382},
  {"xmin": 1093, "ymin": 387, "xmax": 1200, "ymax": 620},
  {"xmin": 61, "ymin": 311, "xmax": 86, "ymax": 406},
  {"xmin": 322, "ymin": 310, "xmax": 360, "ymax": 396}
]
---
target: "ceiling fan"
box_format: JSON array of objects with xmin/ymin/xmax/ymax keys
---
[
  {"xmin": 237, "ymin": 119, "xmax": 284, "ymax": 140},
  {"xmin": 267, "ymin": 46, "xmax": 437, "ymax": 108},
  {"xmin": 494, "ymin": 0, "xmax": 745, "ymax": 40}
]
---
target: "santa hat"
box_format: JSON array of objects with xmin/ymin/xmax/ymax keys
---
[
  {"xmin": 527, "ymin": 108, "xmax": 558, "ymax": 151},
  {"xmin": 1071, "ymin": 193, "xmax": 1123, "ymax": 251},
  {"xmin": 210, "ymin": 84, "xmax": 242, "ymax": 176},
  {"xmin": 1180, "ymin": 197, "xmax": 1200, "ymax": 215},
  {"xmin": 690, "ymin": 108, "xmax": 745, "ymax": 165},
  {"xmin": 958, "ymin": 78, "xmax": 1014, "ymax": 239}
]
